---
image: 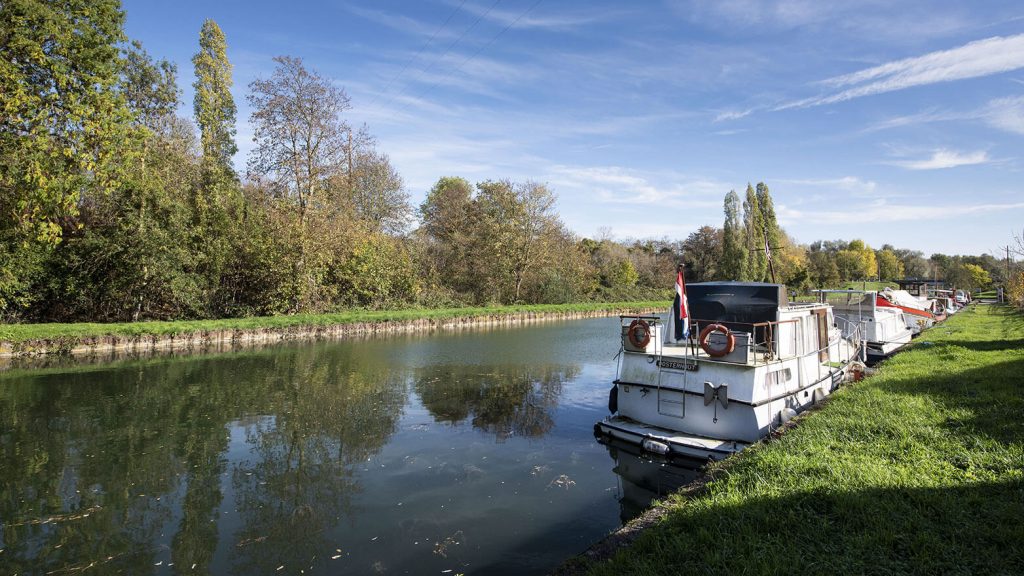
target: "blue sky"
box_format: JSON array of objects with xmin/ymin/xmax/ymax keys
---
[{"xmin": 122, "ymin": 0, "xmax": 1024, "ymax": 256}]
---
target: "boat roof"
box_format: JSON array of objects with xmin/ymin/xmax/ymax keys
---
[{"xmin": 687, "ymin": 282, "xmax": 788, "ymax": 329}]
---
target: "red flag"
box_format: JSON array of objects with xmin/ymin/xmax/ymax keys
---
[{"xmin": 674, "ymin": 269, "xmax": 690, "ymax": 340}]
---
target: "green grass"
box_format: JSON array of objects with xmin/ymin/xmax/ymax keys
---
[
  {"xmin": 0, "ymin": 301, "xmax": 668, "ymax": 344},
  {"xmin": 579, "ymin": 304, "xmax": 1024, "ymax": 575},
  {"xmin": 839, "ymin": 280, "xmax": 899, "ymax": 291}
]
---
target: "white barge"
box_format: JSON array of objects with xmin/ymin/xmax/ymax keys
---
[
  {"xmin": 816, "ymin": 289, "xmax": 913, "ymax": 363},
  {"xmin": 595, "ymin": 282, "xmax": 862, "ymax": 461}
]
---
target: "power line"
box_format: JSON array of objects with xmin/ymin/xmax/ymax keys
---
[
  {"xmin": 367, "ymin": 0, "xmax": 469, "ymax": 110},
  {"xmin": 381, "ymin": 0, "xmax": 504, "ymax": 111},
  {"xmin": 411, "ymin": 0, "xmax": 544, "ymax": 105}
]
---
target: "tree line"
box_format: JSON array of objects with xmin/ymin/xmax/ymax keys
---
[{"xmin": 1, "ymin": 2, "xmax": 1015, "ymax": 324}]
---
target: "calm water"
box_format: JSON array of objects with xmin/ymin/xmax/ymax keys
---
[{"xmin": 0, "ymin": 317, "xmax": 699, "ymax": 575}]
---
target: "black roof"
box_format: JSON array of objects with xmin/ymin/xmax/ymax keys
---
[{"xmin": 687, "ymin": 282, "xmax": 786, "ymax": 330}]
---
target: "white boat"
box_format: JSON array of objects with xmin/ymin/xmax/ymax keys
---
[
  {"xmin": 595, "ymin": 282, "xmax": 863, "ymax": 461},
  {"xmin": 816, "ymin": 289, "xmax": 913, "ymax": 363},
  {"xmin": 877, "ymin": 288, "xmax": 936, "ymax": 334}
]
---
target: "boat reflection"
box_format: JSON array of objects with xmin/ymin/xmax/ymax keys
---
[{"xmin": 599, "ymin": 436, "xmax": 705, "ymax": 524}]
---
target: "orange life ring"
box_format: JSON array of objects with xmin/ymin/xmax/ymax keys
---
[
  {"xmin": 699, "ymin": 323, "xmax": 735, "ymax": 357},
  {"xmin": 627, "ymin": 319, "xmax": 651, "ymax": 349}
]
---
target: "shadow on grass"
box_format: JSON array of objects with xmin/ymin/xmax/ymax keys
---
[
  {"xmin": 589, "ymin": 480, "xmax": 1023, "ymax": 575},
  {"xmin": 936, "ymin": 338, "xmax": 1024, "ymax": 353}
]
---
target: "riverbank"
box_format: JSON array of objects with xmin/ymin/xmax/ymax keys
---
[
  {"xmin": 562, "ymin": 303, "xmax": 1023, "ymax": 575},
  {"xmin": 0, "ymin": 301, "xmax": 665, "ymax": 361}
]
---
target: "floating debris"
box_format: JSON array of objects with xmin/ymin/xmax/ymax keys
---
[
  {"xmin": 548, "ymin": 474, "xmax": 576, "ymax": 490},
  {"xmin": 530, "ymin": 465, "xmax": 550, "ymax": 476},
  {"xmin": 432, "ymin": 530, "xmax": 464, "ymax": 558}
]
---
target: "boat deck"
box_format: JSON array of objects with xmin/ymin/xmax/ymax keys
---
[{"xmin": 597, "ymin": 416, "xmax": 749, "ymax": 460}]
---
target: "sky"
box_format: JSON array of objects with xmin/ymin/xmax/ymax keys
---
[{"xmin": 120, "ymin": 0, "xmax": 1024, "ymax": 257}]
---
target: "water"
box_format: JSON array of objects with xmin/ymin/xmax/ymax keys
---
[{"xmin": 0, "ymin": 317, "xmax": 701, "ymax": 575}]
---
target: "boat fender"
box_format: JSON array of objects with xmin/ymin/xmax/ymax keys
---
[
  {"xmin": 607, "ymin": 385, "xmax": 618, "ymax": 414},
  {"xmin": 780, "ymin": 407, "xmax": 797, "ymax": 424},
  {"xmin": 699, "ymin": 323, "xmax": 735, "ymax": 357},
  {"xmin": 642, "ymin": 438, "xmax": 670, "ymax": 455},
  {"xmin": 626, "ymin": 319, "xmax": 651, "ymax": 350}
]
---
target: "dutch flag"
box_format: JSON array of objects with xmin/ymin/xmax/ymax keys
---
[{"xmin": 674, "ymin": 268, "xmax": 690, "ymax": 341}]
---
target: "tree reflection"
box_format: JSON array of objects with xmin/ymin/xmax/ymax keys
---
[
  {"xmin": 0, "ymin": 343, "xmax": 407, "ymax": 575},
  {"xmin": 227, "ymin": 345, "xmax": 406, "ymax": 574},
  {"xmin": 414, "ymin": 364, "xmax": 578, "ymax": 440}
]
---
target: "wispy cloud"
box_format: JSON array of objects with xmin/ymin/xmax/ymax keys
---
[
  {"xmin": 780, "ymin": 198, "xmax": 1024, "ymax": 224},
  {"xmin": 983, "ymin": 95, "xmax": 1024, "ymax": 134},
  {"xmin": 777, "ymin": 176, "xmax": 879, "ymax": 196},
  {"xmin": 714, "ymin": 108, "xmax": 755, "ymax": 122},
  {"xmin": 886, "ymin": 149, "xmax": 991, "ymax": 170},
  {"xmin": 458, "ymin": 2, "xmax": 620, "ymax": 30},
  {"xmin": 545, "ymin": 165, "xmax": 727, "ymax": 207},
  {"xmin": 343, "ymin": 5, "xmax": 458, "ymax": 39},
  {"xmin": 779, "ymin": 34, "xmax": 1024, "ymax": 109}
]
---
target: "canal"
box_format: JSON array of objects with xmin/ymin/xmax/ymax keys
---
[{"xmin": 0, "ymin": 317, "xmax": 698, "ymax": 575}]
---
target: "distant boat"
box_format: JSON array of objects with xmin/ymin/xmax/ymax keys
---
[
  {"xmin": 876, "ymin": 288, "xmax": 936, "ymax": 335},
  {"xmin": 595, "ymin": 282, "xmax": 863, "ymax": 461},
  {"xmin": 815, "ymin": 289, "xmax": 913, "ymax": 363}
]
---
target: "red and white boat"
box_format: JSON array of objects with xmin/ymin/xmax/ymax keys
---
[{"xmin": 875, "ymin": 288, "xmax": 935, "ymax": 334}]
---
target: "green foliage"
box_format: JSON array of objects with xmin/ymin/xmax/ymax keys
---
[
  {"xmin": 742, "ymin": 184, "xmax": 766, "ymax": 281},
  {"xmin": 335, "ymin": 233, "xmax": 417, "ymax": 308},
  {"xmin": 876, "ymin": 247, "xmax": 903, "ymax": 280},
  {"xmin": 609, "ymin": 260, "xmax": 639, "ymax": 288},
  {"xmin": 721, "ymin": 190, "xmax": 745, "ymax": 281},
  {"xmin": 192, "ymin": 19, "xmax": 237, "ymax": 172},
  {"xmin": 0, "ymin": 0, "xmax": 136, "ymax": 312}
]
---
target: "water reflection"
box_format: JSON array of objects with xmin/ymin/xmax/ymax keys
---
[
  {"xmin": 413, "ymin": 364, "xmax": 578, "ymax": 440},
  {"xmin": 0, "ymin": 318, "xmax": 646, "ymax": 576},
  {"xmin": 600, "ymin": 438, "xmax": 705, "ymax": 524}
]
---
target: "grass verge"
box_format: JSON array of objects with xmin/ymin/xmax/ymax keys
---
[
  {"xmin": 577, "ymin": 304, "xmax": 1024, "ymax": 575},
  {"xmin": 0, "ymin": 301, "xmax": 667, "ymax": 344}
]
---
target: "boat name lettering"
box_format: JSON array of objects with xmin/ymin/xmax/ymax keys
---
[{"xmin": 656, "ymin": 359, "xmax": 699, "ymax": 371}]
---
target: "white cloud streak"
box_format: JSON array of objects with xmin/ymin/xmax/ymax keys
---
[
  {"xmin": 887, "ymin": 149, "xmax": 990, "ymax": 170},
  {"xmin": 779, "ymin": 34, "xmax": 1024, "ymax": 109}
]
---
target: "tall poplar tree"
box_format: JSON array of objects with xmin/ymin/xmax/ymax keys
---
[
  {"xmin": 192, "ymin": 19, "xmax": 237, "ymax": 176},
  {"xmin": 742, "ymin": 184, "xmax": 767, "ymax": 281},
  {"xmin": 191, "ymin": 19, "xmax": 239, "ymax": 314},
  {"xmin": 756, "ymin": 182, "xmax": 780, "ymax": 282},
  {"xmin": 721, "ymin": 190, "xmax": 746, "ymax": 280}
]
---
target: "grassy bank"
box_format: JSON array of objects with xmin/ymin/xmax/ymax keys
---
[
  {"xmin": 0, "ymin": 301, "xmax": 667, "ymax": 344},
  {"xmin": 576, "ymin": 304, "xmax": 1024, "ymax": 575}
]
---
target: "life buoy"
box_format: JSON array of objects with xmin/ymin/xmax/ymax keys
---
[
  {"xmin": 699, "ymin": 323, "xmax": 735, "ymax": 357},
  {"xmin": 627, "ymin": 319, "xmax": 651, "ymax": 349}
]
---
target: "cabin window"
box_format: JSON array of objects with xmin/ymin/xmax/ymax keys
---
[{"xmin": 765, "ymin": 368, "xmax": 792, "ymax": 387}]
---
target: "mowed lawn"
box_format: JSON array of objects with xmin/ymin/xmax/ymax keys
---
[{"xmin": 582, "ymin": 304, "xmax": 1024, "ymax": 575}]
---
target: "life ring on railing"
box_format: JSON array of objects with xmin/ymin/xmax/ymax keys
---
[
  {"xmin": 627, "ymin": 319, "xmax": 651, "ymax": 349},
  {"xmin": 699, "ymin": 323, "xmax": 735, "ymax": 357}
]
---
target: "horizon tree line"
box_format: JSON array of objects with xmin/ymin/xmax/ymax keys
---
[{"xmin": 0, "ymin": 2, "xmax": 1014, "ymax": 323}]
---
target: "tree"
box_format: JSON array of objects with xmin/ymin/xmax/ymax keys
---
[
  {"xmin": 247, "ymin": 56, "xmax": 351, "ymax": 225},
  {"xmin": 349, "ymin": 149, "xmax": 410, "ymax": 235},
  {"xmin": 742, "ymin": 184, "xmax": 766, "ymax": 281},
  {"xmin": 755, "ymin": 182, "xmax": 780, "ymax": 281},
  {"xmin": 0, "ymin": 0, "xmax": 134, "ymax": 313},
  {"xmin": 682, "ymin": 226, "xmax": 723, "ymax": 282},
  {"xmin": 192, "ymin": 19, "xmax": 237, "ymax": 174},
  {"xmin": 418, "ymin": 176, "xmax": 473, "ymax": 293},
  {"xmin": 721, "ymin": 190, "xmax": 745, "ymax": 280},
  {"xmin": 963, "ymin": 263, "xmax": 991, "ymax": 291},
  {"xmin": 471, "ymin": 180, "xmax": 561, "ymax": 303},
  {"xmin": 876, "ymin": 248, "xmax": 903, "ymax": 281},
  {"xmin": 807, "ymin": 245, "xmax": 841, "ymax": 288}
]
